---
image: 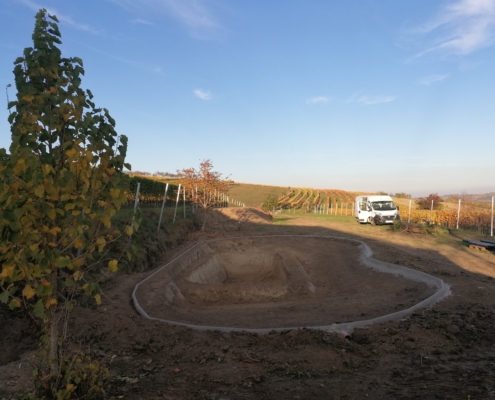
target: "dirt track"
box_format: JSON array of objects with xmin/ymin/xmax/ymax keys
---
[{"xmin": 2, "ymin": 208, "xmax": 495, "ymax": 399}]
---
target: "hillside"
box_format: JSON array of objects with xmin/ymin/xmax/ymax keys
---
[{"xmin": 227, "ymin": 183, "xmax": 289, "ymax": 208}]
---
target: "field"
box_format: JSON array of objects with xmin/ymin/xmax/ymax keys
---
[
  {"xmin": 2, "ymin": 208, "xmax": 495, "ymax": 399},
  {"xmin": 227, "ymin": 183, "xmax": 289, "ymax": 207}
]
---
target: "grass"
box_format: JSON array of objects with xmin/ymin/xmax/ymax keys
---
[{"xmin": 228, "ymin": 183, "xmax": 289, "ymax": 208}]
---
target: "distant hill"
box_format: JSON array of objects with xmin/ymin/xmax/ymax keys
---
[{"xmin": 442, "ymin": 192, "xmax": 495, "ymax": 203}]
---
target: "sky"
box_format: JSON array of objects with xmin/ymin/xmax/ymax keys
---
[{"xmin": 1, "ymin": 0, "xmax": 495, "ymax": 197}]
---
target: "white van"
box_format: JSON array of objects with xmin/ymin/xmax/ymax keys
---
[{"xmin": 355, "ymin": 195, "xmax": 400, "ymax": 225}]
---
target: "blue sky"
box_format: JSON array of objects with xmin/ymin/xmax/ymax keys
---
[{"xmin": 1, "ymin": 0, "xmax": 495, "ymax": 196}]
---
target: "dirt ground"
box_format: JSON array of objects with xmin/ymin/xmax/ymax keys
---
[{"xmin": 2, "ymin": 207, "xmax": 495, "ymax": 399}]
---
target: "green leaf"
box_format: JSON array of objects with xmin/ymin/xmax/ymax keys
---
[
  {"xmin": 64, "ymin": 278, "xmax": 75, "ymax": 287},
  {"xmin": 9, "ymin": 221, "xmax": 21, "ymax": 232},
  {"xmin": 56, "ymin": 257, "xmax": 70, "ymax": 269},
  {"xmin": 0, "ymin": 291, "xmax": 9, "ymax": 304},
  {"xmin": 33, "ymin": 299, "xmax": 45, "ymax": 318}
]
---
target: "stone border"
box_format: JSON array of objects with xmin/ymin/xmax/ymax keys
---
[{"xmin": 132, "ymin": 235, "xmax": 451, "ymax": 334}]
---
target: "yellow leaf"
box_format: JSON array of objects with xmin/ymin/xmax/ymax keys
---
[
  {"xmin": 47, "ymin": 209, "xmax": 56, "ymax": 220},
  {"xmin": 29, "ymin": 243, "xmax": 39, "ymax": 252},
  {"xmin": 22, "ymin": 94, "xmax": 34, "ymax": 102},
  {"xmin": 106, "ymin": 168, "xmax": 115, "ymax": 176},
  {"xmin": 22, "ymin": 284, "xmax": 36, "ymax": 299},
  {"xmin": 74, "ymin": 271, "xmax": 84, "ymax": 281},
  {"xmin": 94, "ymin": 294, "xmax": 101, "ymax": 305},
  {"xmin": 48, "ymin": 227, "xmax": 61, "ymax": 236},
  {"xmin": 45, "ymin": 298, "xmax": 57, "ymax": 309},
  {"xmin": 34, "ymin": 185, "xmax": 45, "ymax": 198},
  {"xmin": 40, "ymin": 278, "xmax": 51, "ymax": 287},
  {"xmin": 65, "ymin": 149, "xmax": 77, "ymax": 158},
  {"xmin": 74, "ymin": 238, "xmax": 83, "ymax": 249},
  {"xmin": 108, "ymin": 259, "xmax": 118, "ymax": 272},
  {"xmin": 125, "ymin": 226, "xmax": 133, "ymax": 236},
  {"xmin": 13, "ymin": 158, "xmax": 26, "ymax": 174},
  {"xmin": 110, "ymin": 188, "xmax": 120, "ymax": 199},
  {"xmin": 42, "ymin": 164, "xmax": 52, "ymax": 176},
  {"xmin": 101, "ymin": 215, "xmax": 111, "ymax": 228},
  {"xmin": 63, "ymin": 113, "xmax": 71, "ymax": 121},
  {"xmin": 66, "ymin": 383, "xmax": 76, "ymax": 392},
  {"xmin": 72, "ymin": 210, "xmax": 81, "ymax": 216},
  {"xmin": 10, "ymin": 298, "xmax": 21, "ymax": 308},
  {"xmin": 64, "ymin": 203, "xmax": 76, "ymax": 211},
  {"xmin": 72, "ymin": 258, "xmax": 84, "ymax": 268},
  {"xmin": 0, "ymin": 265, "xmax": 14, "ymax": 279},
  {"xmin": 48, "ymin": 242, "xmax": 57, "ymax": 247}
]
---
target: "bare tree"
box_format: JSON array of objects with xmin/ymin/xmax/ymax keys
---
[
  {"xmin": 416, "ymin": 193, "xmax": 443, "ymax": 210},
  {"xmin": 178, "ymin": 160, "xmax": 229, "ymax": 230}
]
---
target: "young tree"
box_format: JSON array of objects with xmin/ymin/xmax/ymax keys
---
[
  {"xmin": 262, "ymin": 193, "xmax": 279, "ymax": 212},
  {"xmin": 178, "ymin": 159, "xmax": 229, "ymax": 230},
  {"xmin": 0, "ymin": 9, "xmax": 133, "ymax": 397},
  {"xmin": 416, "ymin": 193, "xmax": 443, "ymax": 210}
]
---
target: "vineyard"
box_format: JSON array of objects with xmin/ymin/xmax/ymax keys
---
[
  {"xmin": 126, "ymin": 175, "xmax": 179, "ymax": 206},
  {"xmin": 400, "ymin": 203, "xmax": 494, "ymax": 234},
  {"xmin": 277, "ymin": 188, "xmax": 359, "ymax": 213}
]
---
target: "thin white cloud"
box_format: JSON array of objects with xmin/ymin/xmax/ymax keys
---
[
  {"xmin": 346, "ymin": 91, "xmax": 396, "ymax": 105},
  {"xmin": 108, "ymin": 0, "xmax": 223, "ymax": 40},
  {"xmin": 17, "ymin": 0, "xmax": 104, "ymax": 35},
  {"xmin": 83, "ymin": 44, "xmax": 162, "ymax": 73},
  {"xmin": 357, "ymin": 95, "xmax": 396, "ymax": 105},
  {"xmin": 306, "ymin": 96, "xmax": 331, "ymax": 105},
  {"xmin": 194, "ymin": 89, "xmax": 212, "ymax": 100},
  {"xmin": 410, "ymin": 0, "xmax": 495, "ymax": 58},
  {"xmin": 419, "ymin": 74, "xmax": 449, "ymax": 85},
  {"xmin": 132, "ymin": 18, "xmax": 154, "ymax": 25}
]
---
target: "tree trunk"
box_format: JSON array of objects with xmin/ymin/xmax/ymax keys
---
[
  {"xmin": 48, "ymin": 270, "xmax": 59, "ymax": 380},
  {"xmin": 202, "ymin": 208, "xmax": 207, "ymax": 231}
]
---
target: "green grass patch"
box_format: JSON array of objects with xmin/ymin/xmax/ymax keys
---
[{"xmin": 228, "ymin": 183, "xmax": 289, "ymax": 208}]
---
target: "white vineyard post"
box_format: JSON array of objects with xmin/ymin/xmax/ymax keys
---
[
  {"xmin": 456, "ymin": 199, "xmax": 461, "ymax": 229},
  {"xmin": 173, "ymin": 184, "xmax": 181, "ymax": 224},
  {"xmin": 407, "ymin": 199, "xmax": 411, "ymax": 224},
  {"xmin": 157, "ymin": 183, "xmax": 169, "ymax": 232},
  {"xmin": 183, "ymin": 187, "xmax": 186, "ymax": 219},
  {"xmin": 491, "ymin": 196, "xmax": 494, "ymax": 236},
  {"xmin": 430, "ymin": 200, "xmax": 434, "ymax": 224},
  {"xmin": 129, "ymin": 182, "xmax": 140, "ymax": 243}
]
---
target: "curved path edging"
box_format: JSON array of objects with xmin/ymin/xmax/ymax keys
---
[{"xmin": 132, "ymin": 235, "xmax": 451, "ymax": 335}]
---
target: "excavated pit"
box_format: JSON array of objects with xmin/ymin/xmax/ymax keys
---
[{"xmin": 134, "ymin": 236, "xmax": 449, "ymax": 332}]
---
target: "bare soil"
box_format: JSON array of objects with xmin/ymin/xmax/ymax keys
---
[
  {"xmin": 2, "ymin": 208, "xmax": 495, "ymax": 400},
  {"xmin": 138, "ymin": 236, "xmax": 435, "ymax": 330}
]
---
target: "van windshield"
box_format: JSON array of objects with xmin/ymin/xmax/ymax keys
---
[{"xmin": 371, "ymin": 201, "xmax": 396, "ymax": 211}]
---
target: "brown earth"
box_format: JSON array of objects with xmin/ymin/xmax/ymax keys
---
[{"xmin": 2, "ymin": 208, "xmax": 495, "ymax": 399}]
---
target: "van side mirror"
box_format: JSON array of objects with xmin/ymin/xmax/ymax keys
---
[{"xmin": 396, "ymin": 206, "xmax": 400, "ymax": 211}]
